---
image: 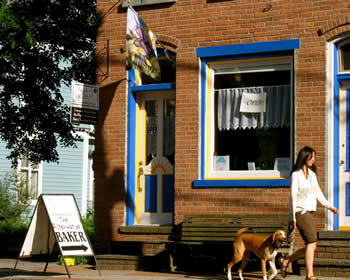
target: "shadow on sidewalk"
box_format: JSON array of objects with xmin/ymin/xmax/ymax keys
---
[{"xmin": 0, "ymin": 267, "xmax": 66, "ymax": 278}]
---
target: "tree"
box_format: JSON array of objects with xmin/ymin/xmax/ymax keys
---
[{"xmin": 0, "ymin": 0, "xmax": 97, "ymax": 167}]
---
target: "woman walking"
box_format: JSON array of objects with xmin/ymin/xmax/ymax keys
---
[{"xmin": 280, "ymin": 146, "xmax": 338, "ymax": 280}]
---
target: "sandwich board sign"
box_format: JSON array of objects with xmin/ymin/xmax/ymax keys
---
[{"xmin": 16, "ymin": 194, "xmax": 98, "ymax": 278}]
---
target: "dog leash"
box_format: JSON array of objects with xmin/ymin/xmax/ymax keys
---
[{"xmin": 284, "ymin": 223, "xmax": 295, "ymax": 272}]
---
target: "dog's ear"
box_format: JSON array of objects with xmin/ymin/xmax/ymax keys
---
[
  {"xmin": 272, "ymin": 231, "xmax": 279, "ymax": 244},
  {"xmin": 272, "ymin": 232, "xmax": 277, "ymax": 244}
]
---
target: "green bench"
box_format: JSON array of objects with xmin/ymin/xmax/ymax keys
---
[{"xmin": 168, "ymin": 214, "xmax": 291, "ymax": 272}]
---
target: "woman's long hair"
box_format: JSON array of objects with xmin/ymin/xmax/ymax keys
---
[{"xmin": 291, "ymin": 146, "xmax": 317, "ymax": 175}]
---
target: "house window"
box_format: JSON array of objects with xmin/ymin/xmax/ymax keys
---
[
  {"xmin": 339, "ymin": 41, "xmax": 350, "ymax": 72},
  {"xmin": 195, "ymin": 39, "xmax": 299, "ymax": 186},
  {"xmin": 18, "ymin": 157, "xmax": 39, "ymax": 200}
]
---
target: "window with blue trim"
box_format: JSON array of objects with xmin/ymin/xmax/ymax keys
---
[{"xmin": 197, "ymin": 40, "xmax": 299, "ymax": 183}]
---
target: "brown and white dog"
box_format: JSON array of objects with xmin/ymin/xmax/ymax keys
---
[{"xmin": 227, "ymin": 227, "xmax": 288, "ymax": 280}]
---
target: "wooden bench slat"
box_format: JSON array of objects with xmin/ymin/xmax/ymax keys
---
[
  {"xmin": 182, "ymin": 223, "xmax": 286, "ymax": 228},
  {"xmin": 181, "ymin": 236, "xmax": 235, "ymax": 241},
  {"xmin": 177, "ymin": 214, "xmax": 289, "ymax": 246},
  {"xmin": 182, "ymin": 227, "xmax": 280, "ymax": 232}
]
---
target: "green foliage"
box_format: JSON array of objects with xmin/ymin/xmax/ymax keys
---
[
  {"xmin": 0, "ymin": 0, "xmax": 97, "ymax": 167},
  {"xmin": 0, "ymin": 219, "xmax": 28, "ymax": 251},
  {"xmin": 0, "ymin": 172, "xmax": 31, "ymax": 253},
  {"xmin": 0, "ymin": 172, "xmax": 31, "ymax": 222},
  {"xmin": 82, "ymin": 208, "xmax": 95, "ymax": 248}
]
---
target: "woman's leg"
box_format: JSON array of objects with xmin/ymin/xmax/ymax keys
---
[
  {"xmin": 285, "ymin": 246, "xmax": 306, "ymax": 263},
  {"xmin": 305, "ymin": 242, "xmax": 317, "ymax": 277}
]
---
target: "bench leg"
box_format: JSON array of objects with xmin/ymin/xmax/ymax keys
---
[{"xmin": 169, "ymin": 253, "xmax": 177, "ymax": 272}]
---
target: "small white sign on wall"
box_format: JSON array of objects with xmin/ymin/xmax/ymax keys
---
[{"xmin": 240, "ymin": 92, "xmax": 267, "ymax": 113}]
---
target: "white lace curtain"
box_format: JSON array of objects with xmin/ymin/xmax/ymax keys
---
[{"xmin": 217, "ymin": 85, "xmax": 290, "ymax": 130}]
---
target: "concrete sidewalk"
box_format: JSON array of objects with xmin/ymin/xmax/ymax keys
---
[{"xmin": 0, "ymin": 258, "xmax": 347, "ymax": 280}]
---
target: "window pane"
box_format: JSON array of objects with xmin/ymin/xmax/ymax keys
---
[
  {"xmin": 30, "ymin": 171, "xmax": 38, "ymax": 199},
  {"xmin": 21, "ymin": 158, "xmax": 29, "ymax": 168},
  {"xmin": 164, "ymin": 98, "xmax": 175, "ymax": 164},
  {"xmin": 340, "ymin": 43, "xmax": 350, "ymax": 71},
  {"xmin": 214, "ymin": 127, "xmax": 290, "ymax": 170},
  {"xmin": 140, "ymin": 49, "xmax": 176, "ymax": 84},
  {"xmin": 213, "ymin": 70, "xmax": 291, "ymax": 172},
  {"xmin": 20, "ymin": 171, "xmax": 29, "ymax": 196},
  {"xmin": 146, "ymin": 100, "xmax": 158, "ymax": 165}
]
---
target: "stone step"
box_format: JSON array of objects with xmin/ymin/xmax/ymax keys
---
[
  {"xmin": 292, "ymin": 231, "xmax": 350, "ymax": 277},
  {"xmin": 96, "ymin": 253, "xmax": 170, "ymax": 271},
  {"xmin": 297, "ymin": 258, "xmax": 350, "ymax": 278},
  {"xmin": 96, "ymin": 254, "xmax": 153, "ymax": 270},
  {"xmin": 318, "ymin": 230, "xmax": 350, "ymax": 240}
]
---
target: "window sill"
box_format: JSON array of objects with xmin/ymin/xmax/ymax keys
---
[{"xmin": 193, "ymin": 178, "xmax": 290, "ymax": 188}]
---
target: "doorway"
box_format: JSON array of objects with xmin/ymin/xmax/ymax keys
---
[
  {"xmin": 337, "ymin": 83, "xmax": 350, "ymax": 230},
  {"xmin": 136, "ymin": 92, "xmax": 175, "ymax": 225}
]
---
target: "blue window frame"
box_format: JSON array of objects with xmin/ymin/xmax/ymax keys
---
[{"xmin": 194, "ymin": 39, "xmax": 300, "ymax": 188}]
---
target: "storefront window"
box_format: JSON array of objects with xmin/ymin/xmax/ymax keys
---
[
  {"xmin": 195, "ymin": 39, "xmax": 300, "ymax": 185},
  {"xmin": 208, "ymin": 58, "xmax": 292, "ymax": 178},
  {"xmin": 214, "ymin": 68, "xmax": 290, "ymax": 173}
]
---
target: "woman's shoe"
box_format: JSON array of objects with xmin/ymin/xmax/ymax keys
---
[
  {"xmin": 279, "ymin": 257, "xmax": 288, "ymax": 278},
  {"xmin": 305, "ymin": 276, "xmax": 317, "ymax": 280}
]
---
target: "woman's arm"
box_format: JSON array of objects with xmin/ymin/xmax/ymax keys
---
[
  {"xmin": 290, "ymin": 172, "xmax": 298, "ymax": 222},
  {"xmin": 314, "ymin": 173, "xmax": 337, "ymax": 212}
]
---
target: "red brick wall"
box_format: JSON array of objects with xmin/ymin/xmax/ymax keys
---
[{"xmin": 95, "ymin": 0, "xmax": 350, "ymax": 246}]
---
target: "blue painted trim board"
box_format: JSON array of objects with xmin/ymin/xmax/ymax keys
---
[
  {"xmin": 334, "ymin": 44, "xmax": 340, "ymax": 230},
  {"xmin": 337, "ymin": 73, "xmax": 350, "ymax": 82},
  {"xmin": 347, "ymin": 90, "xmax": 350, "ymax": 172},
  {"xmin": 347, "ymin": 183, "xmax": 350, "ymax": 216},
  {"xmin": 126, "ymin": 69, "xmax": 137, "ymax": 226},
  {"xmin": 145, "ymin": 175, "xmax": 157, "ymax": 212},
  {"xmin": 193, "ymin": 179, "xmax": 290, "ymax": 188},
  {"xmin": 200, "ymin": 60, "xmax": 207, "ymax": 180},
  {"xmin": 196, "ymin": 39, "xmax": 300, "ymax": 58},
  {"xmin": 131, "ymin": 83, "xmax": 175, "ymax": 92},
  {"xmin": 163, "ymin": 175, "xmax": 174, "ymax": 212}
]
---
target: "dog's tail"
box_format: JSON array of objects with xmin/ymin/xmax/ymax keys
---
[{"xmin": 236, "ymin": 227, "xmax": 252, "ymax": 237}]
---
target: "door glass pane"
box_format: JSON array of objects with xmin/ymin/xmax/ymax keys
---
[
  {"xmin": 146, "ymin": 100, "xmax": 158, "ymax": 165},
  {"xmin": 164, "ymin": 98, "xmax": 175, "ymax": 164}
]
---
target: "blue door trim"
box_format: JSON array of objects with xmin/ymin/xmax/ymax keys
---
[{"xmin": 126, "ymin": 68, "xmax": 176, "ymax": 225}]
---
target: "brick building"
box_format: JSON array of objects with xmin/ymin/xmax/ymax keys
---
[{"xmin": 94, "ymin": 0, "xmax": 350, "ymax": 271}]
